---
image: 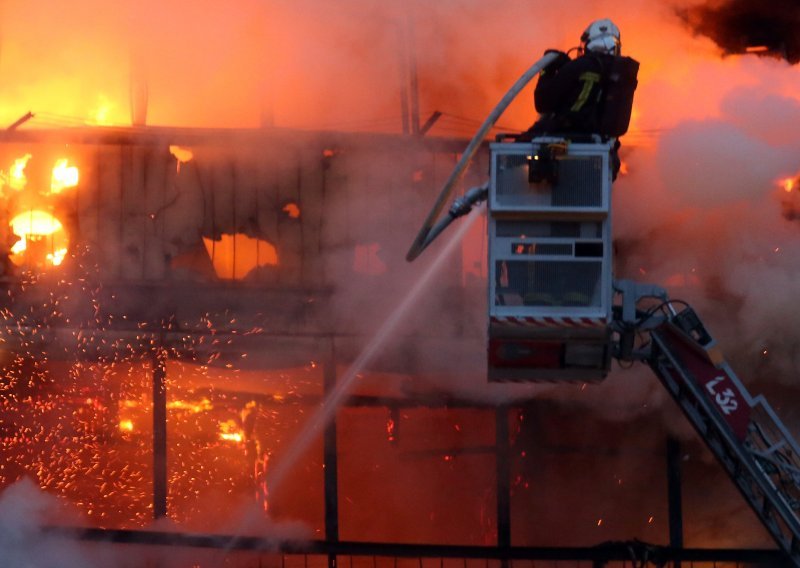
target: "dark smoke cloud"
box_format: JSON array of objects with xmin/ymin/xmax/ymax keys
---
[{"xmin": 678, "ymin": 0, "xmax": 800, "ymax": 63}]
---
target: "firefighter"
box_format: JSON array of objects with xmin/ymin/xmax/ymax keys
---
[{"xmin": 523, "ymin": 19, "xmax": 639, "ymax": 180}]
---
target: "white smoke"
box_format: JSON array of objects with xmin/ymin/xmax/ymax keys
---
[
  {"xmin": 0, "ymin": 477, "xmax": 313, "ymax": 567},
  {"xmin": 0, "ymin": 478, "xmax": 100, "ymax": 568}
]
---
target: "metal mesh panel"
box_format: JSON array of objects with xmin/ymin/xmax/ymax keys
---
[
  {"xmin": 495, "ymin": 155, "xmax": 547, "ymax": 206},
  {"xmin": 494, "ymin": 153, "xmax": 604, "ymax": 209},
  {"xmin": 551, "ymin": 156, "xmax": 603, "ymax": 207},
  {"xmin": 499, "ymin": 154, "xmax": 528, "ymax": 169},
  {"xmin": 495, "ymin": 260, "xmax": 601, "ymax": 307}
]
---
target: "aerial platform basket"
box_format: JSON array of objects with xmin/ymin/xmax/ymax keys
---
[{"xmin": 488, "ymin": 138, "xmax": 614, "ymax": 382}]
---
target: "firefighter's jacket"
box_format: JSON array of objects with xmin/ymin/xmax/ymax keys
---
[{"xmin": 531, "ymin": 51, "xmax": 638, "ymax": 138}]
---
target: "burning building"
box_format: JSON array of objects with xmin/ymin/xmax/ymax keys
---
[{"xmin": 2, "ymin": 0, "xmax": 800, "ymax": 567}]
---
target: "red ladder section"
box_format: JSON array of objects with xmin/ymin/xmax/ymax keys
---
[{"xmin": 649, "ymin": 320, "xmax": 800, "ymax": 566}]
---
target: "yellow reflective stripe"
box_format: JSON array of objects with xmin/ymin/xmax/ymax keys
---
[{"xmin": 570, "ymin": 71, "xmax": 601, "ymax": 112}]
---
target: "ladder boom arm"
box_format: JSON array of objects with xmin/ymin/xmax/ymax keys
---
[{"xmin": 645, "ymin": 310, "xmax": 800, "ymax": 565}]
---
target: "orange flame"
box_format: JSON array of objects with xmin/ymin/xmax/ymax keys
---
[
  {"xmin": 91, "ymin": 94, "xmax": 116, "ymax": 125},
  {"xmin": 168, "ymin": 398, "xmax": 212, "ymax": 413},
  {"xmin": 6, "ymin": 154, "xmax": 32, "ymax": 192},
  {"xmin": 169, "ymin": 145, "xmax": 194, "ymax": 173},
  {"xmin": 49, "ymin": 159, "xmax": 79, "ymax": 194},
  {"xmin": 282, "ymin": 202, "xmax": 300, "ymax": 219},
  {"xmin": 203, "ymin": 234, "xmax": 278, "ymax": 280},
  {"xmin": 9, "ymin": 210, "xmax": 69, "ymax": 267},
  {"xmin": 218, "ymin": 419, "xmax": 244, "ymax": 443},
  {"xmin": 386, "ymin": 417, "xmax": 396, "ymax": 443}
]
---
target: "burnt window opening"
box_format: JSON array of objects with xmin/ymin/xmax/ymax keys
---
[{"xmin": 202, "ymin": 234, "xmax": 279, "ymax": 281}]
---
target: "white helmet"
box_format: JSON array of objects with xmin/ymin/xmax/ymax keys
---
[{"xmin": 581, "ymin": 18, "xmax": 621, "ymax": 55}]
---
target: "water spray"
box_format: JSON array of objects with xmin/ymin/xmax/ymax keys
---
[{"xmin": 267, "ymin": 206, "xmax": 484, "ymax": 496}]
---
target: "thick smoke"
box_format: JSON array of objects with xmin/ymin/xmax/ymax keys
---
[
  {"xmin": 0, "ymin": 478, "xmax": 100, "ymax": 567},
  {"xmin": 0, "ymin": 477, "xmax": 312, "ymax": 567},
  {"xmin": 678, "ymin": 0, "xmax": 800, "ymax": 64}
]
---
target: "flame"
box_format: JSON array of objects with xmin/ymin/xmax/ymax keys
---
[
  {"xmin": 6, "ymin": 154, "xmax": 32, "ymax": 192},
  {"xmin": 777, "ymin": 176, "xmax": 800, "ymax": 220},
  {"xmin": 9, "ymin": 210, "xmax": 69, "ymax": 268},
  {"xmin": 664, "ymin": 272, "xmax": 701, "ymax": 289},
  {"xmin": 169, "ymin": 145, "xmax": 194, "ymax": 163},
  {"xmin": 218, "ymin": 419, "xmax": 244, "ymax": 443},
  {"xmin": 119, "ymin": 419, "xmax": 134, "ymax": 432},
  {"xmin": 49, "ymin": 159, "xmax": 79, "ymax": 194},
  {"xmin": 386, "ymin": 417, "xmax": 396, "ymax": 443},
  {"xmin": 167, "ymin": 398, "xmax": 213, "ymax": 413},
  {"xmin": 91, "ymin": 94, "xmax": 116, "ymax": 125},
  {"xmin": 745, "ymin": 46, "xmax": 769, "ymax": 53},
  {"xmin": 93, "ymin": 106, "xmax": 110, "ymax": 124},
  {"xmin": 282, "ymin": 203, "xmax": 300, "ymax": 219},
  {"xmin": 169, "ymin": 145, "xmax": 194, "ymax": 173},
  {"xmin": 203, "ymin": 233, "xmax": 278, "ymax": 280}
]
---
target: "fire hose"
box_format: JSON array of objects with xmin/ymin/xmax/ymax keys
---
[{"xmin": 405, "ymin": 51, "xmax": 559, "ymax": 262}]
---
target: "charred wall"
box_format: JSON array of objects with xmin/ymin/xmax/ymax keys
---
[{"xmin": 0, "ymin": 127, "xmax": 479, "ymax": 338}]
